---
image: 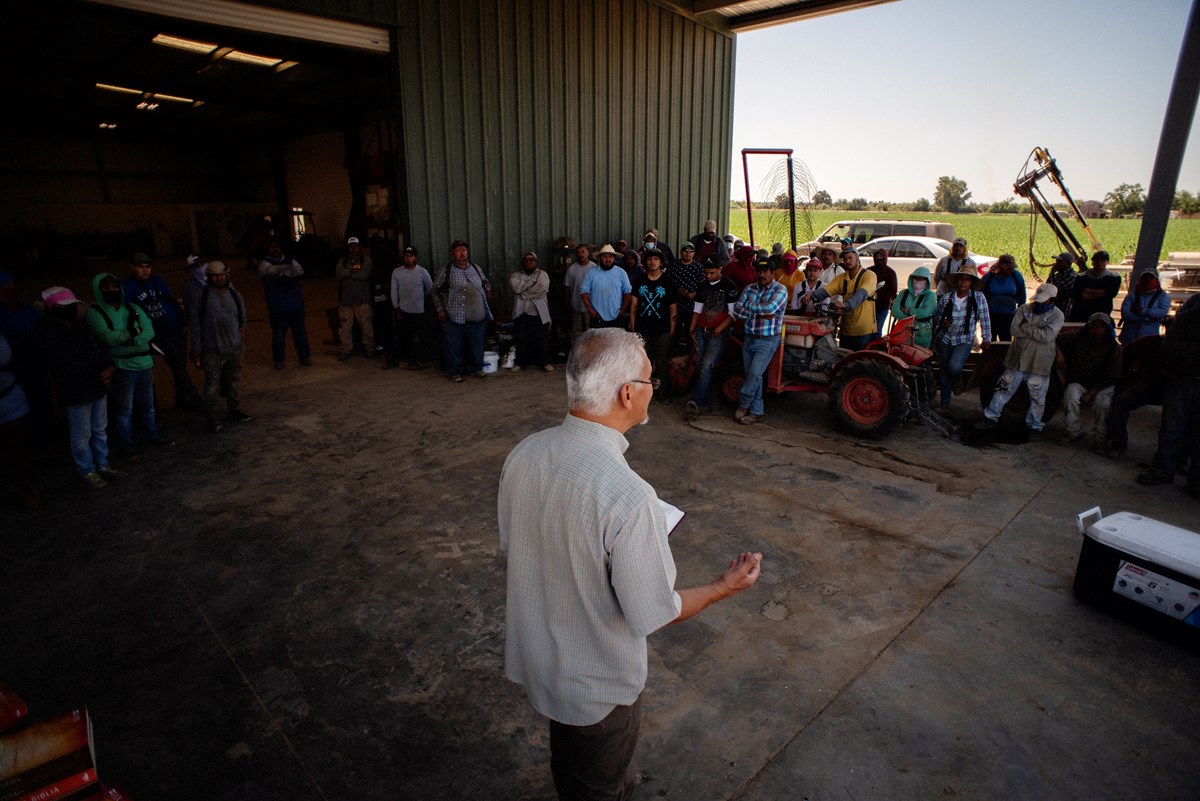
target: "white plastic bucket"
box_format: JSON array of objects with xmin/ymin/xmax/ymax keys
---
[{"xmin": 482, "ymin": 351, "xmax": 499, "ymax": 373}]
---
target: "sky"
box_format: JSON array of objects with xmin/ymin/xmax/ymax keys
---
[{"xmin": 730, "ymin": 0, "xmax": 1200, "ymax": 205}]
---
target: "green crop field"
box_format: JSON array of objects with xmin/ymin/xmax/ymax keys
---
[{"xmin": 726, "ymin": 207, "xmax": 1200, "ymax": 274}]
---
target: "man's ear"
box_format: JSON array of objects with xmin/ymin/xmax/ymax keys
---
[{"xmin": 616, "ymin": 382, "xmax": 634, "ymax": 410}]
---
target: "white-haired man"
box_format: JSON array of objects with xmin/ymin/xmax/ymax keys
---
[{"xmin": 498, "ymin": 328, "xmax": 763, "ymax": 801}]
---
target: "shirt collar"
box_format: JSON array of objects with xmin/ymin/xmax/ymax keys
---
[{"xmin": 564, "ymin": 412, "xmax": 630, "ymax": 454}]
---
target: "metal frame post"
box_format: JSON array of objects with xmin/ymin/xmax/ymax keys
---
[{"xmin": 1133, "ymin": 0, "xmax": 1200, "ymax": 274}]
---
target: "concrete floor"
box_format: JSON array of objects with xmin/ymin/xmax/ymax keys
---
[{"xmin": 2, "ymin": 270, "xmax": 1198, "ymax": 800}]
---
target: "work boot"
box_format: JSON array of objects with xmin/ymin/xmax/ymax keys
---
[
  {"xmin": 82, "ymin": 472, "xmax": 108, "ymax": 490},
  {"xmin": 228, "ymin": 409, "xmax": 252, "ymax": 423},
  {"xmin": 684, "ymin": 400, "xmax": 700, "ymax": 420},
  {"xmin": 734, "ymin": 407, "xmax": 748, "ymax": 421}
]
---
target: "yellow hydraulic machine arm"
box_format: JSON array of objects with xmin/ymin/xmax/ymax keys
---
[{"xmin": 1013, "ymin": 147, "xmax": 1103, "ymax": 278}]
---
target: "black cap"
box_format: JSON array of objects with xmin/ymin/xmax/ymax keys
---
[
  {"xmin": 703, "ymin": 255, "xmax": 724, "ymax": 269},
  {"xmin": 643, "ymin": 249, "xmax": 665, "ymax": 262},
  {"xmin": 754, "ymin": 257, "xmax": 774, "ymax": 272},
  {"xmin": 450, "ymin": 239, "xmax": 469, "ymax": 251},
  {"xmin": 403, "ymin": 246, "xmax": 417, "ymax": 255}
]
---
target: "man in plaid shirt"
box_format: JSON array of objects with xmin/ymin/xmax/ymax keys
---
[{"xmin": 731, "ymin": 258, "xmax": 788, "ymax": 425}]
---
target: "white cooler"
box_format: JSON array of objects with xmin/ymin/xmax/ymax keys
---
[{"xmin": 1073, "ymin": 508, "xmax": 1200, "ymax": 649}]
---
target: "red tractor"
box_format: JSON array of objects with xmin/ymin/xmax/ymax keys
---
[{"xmin": 717, "ymin": 314, "xmax": 944, "ymax": 439}]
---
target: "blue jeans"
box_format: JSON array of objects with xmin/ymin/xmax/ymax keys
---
[
  {"xmin": 442, "ymin": 319, "xmax": 487, "ymax": 376},
  {"xmin": 839, "ymin": 332, "xmax": 875, "ymax": 351},
  {"xmin": 983, "ymin": 369, "xmax": 1050, "ymax": 430},
  {"xmin": 876, "ymin": 307, "xmax": 890, "ymax": 338},
  {"xmin": 935, "ymin": 340, "xmax": 973, "ymax": 405},
  {"xmin": 65, "ymin": 398, "xmax": 109, "ymax": 476},
  {"xmin": 691, "ymin": 328, "xmax": 728, "ymax": 408},
  {"xmin": 739, "ymin": 335, "xmax": 777, "ymax": 416},
  {"xmin": 113, "ymin": 367, "xmax": 158, "ymax": 452},
  {"xmin": 270, "ymin": 307, "xmax": 311, "ymax": 364}
]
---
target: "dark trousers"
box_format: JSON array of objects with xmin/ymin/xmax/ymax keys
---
[
  {"xmin": 441, "ymin": 319, "xmax": 486, "ymax": 376},
  {"xmin": 990, "ymin": 312, "xmax": 1014, "ymax": 342},
  {"xmin": 514, "ymin": 313, "xmax": 549, "ymax": 367},
  {"xmin": 549, "ymin": 696, "xmax": 642, "ymax": 801},
  {"xmin": 391, "ymin": 310, "xmax": 429, "ymax": 364},
  {"xmin": 1149, "ymin": 377, "xmax": 1200, "ymax": 486},
  {"xmin": 269, "ymin": 308, "xmax": 311, "ymax": 364},
  {"xmin": 155, "ymin": 332, "xmax": 201, "ymax": 405},
  {"xmin": 1107, "ymin": 384, "xmax": 1161, "ymax": 449},
  {"xmin": 641, "ymin": 329, "xmax": 672, "ymax": 382}
]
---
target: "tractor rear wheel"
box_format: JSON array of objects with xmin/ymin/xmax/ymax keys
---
[
  {"xmin": 829, "ymin": 361, "xmax": 910, "ymax": 439},
  {"xmin": 720, "ymin": 373, "xmax": 744, "ymax": 407}
]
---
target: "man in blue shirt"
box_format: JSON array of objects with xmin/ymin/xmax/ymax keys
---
[
  {"xmin": 123, "ymin": 253, "xmax": 201, "ymax": 408},
  {"xmin": 580, "ymin": 245, "xmax": 632, "ymax": 328},
  {"xmin": 732, "ymin": 259, "xmax": 788, "ymax": 425}
]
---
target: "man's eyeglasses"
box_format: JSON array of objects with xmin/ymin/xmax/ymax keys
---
[{"xmin": 630, "ymin": 378, "xmax": 661, "ymax": 391}]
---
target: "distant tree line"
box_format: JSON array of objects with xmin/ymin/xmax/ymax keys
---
[{"xmin": 735, "ymin": 176, "xmax": 1200, "ymax": 216}]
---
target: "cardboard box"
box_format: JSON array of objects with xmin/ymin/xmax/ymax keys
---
[
  {"xmin": 1073, "ymin": 508, "xmax": 1200, "ymax": 649},
  {"xmin": 0, "ymin": 709, "xmax": 97, "ymax": 801}
]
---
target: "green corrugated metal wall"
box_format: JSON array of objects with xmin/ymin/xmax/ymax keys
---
[
  {"xmin": 251, "ymin": 0, "xmax": 735, "ymax": 300},
  {"xmin": 395, "ymin": 0, "xmax": 734, "ymax": 292}
]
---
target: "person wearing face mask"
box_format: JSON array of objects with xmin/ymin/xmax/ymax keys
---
[
  {"xmin": 773, "ymin": 250, "xmax": 803, "ymax": 306},
  {"xmin": 726, "ymin": 245, "xmax": 758, "ymax": 291},
  {"xmin": 690, "ymin": 219, "xmax": 730, "ymax": 267},
  {"xmin": 36, "ymin": 287, "xmax": 119, "ymax": 489},
  {"xmin": 509, "ymin": 252, "xmax": 553, "ymax": 372},
  {"xmin": 975, "ymin": 283, "xmax": 1064, "ymax": 438},
  {"xmin": 85, "ymin": 272, "xmax": 167, "ymax": 459},
  {"xmin": 636, "ymin": 228, "xmax": 674, "ymax": 267},
  {"xmin": 890, "ymin": 266, "xmax": 938, "ymax": 348},
  {"xmin": 1119, "ymin": 268, "xmax": 1171, "ymax": 344}
]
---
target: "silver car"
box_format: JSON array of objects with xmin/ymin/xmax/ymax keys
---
[{"xmin": 857, "ymin": 236, "xmax": 996, "ymax": 289}]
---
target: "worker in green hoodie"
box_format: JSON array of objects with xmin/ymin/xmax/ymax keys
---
[
  {"xmin": 85, "ymin": 272, "xmax": 169, "ymax": 458},
  {"xmin": 890, "ymin": 266, "xmax": 938, "ymax": 348}
]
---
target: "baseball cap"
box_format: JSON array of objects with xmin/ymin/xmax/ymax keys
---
[
  {"xmin": 450, "ymin": 239, "xmax": 469, "ymax": 251},
  {"xmin": 402, "ymin": 246, "xmax": 417, "ymax": 255},
  {"xmin": 679, "ymin": 243, "xmax": 696, "ymax": 252},
  {"xmin": 347, "ymin": 237, "xmax": 360, "ymax": 245},
  {"xmin": 1032, "ymin": 284, "xmax": 1058, "ymax": 302},
  {"xmin": 41, "ymin": 286, "xmax": 82, "ymax": 307},
  {"xmin": 132, "ymin": 252, "xmax": 151, "ymax": 264}
]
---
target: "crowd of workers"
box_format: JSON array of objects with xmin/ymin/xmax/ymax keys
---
[{"xmin": 1, "ymin": 221, "xmax": 1198, "ymax": 508}]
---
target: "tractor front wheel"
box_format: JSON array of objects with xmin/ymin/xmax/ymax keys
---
[{"xmin": 829, "ymin": 361, "xmax": 910, "ymax": 439}]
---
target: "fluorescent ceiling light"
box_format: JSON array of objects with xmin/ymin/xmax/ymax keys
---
[
  {"xmin": 152, "ymin": 33, "xmax": 217, "ymax": 53},
  {"xmin": 152, "ymin": 92, "xmax": 194, "ymax": 104},
  {"xmin": 224, "ymin": 50, "xmax": 283, "ymax": 67},
  {"xmin": 96, "ymin": 82, "xmax": 142, "ymax": 95}
]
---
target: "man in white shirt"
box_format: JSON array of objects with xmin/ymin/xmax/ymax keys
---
[{"xmin": 499, "ymin": 329, "xmax": 763, "ymax": 800}]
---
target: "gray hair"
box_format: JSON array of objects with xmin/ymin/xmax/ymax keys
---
[{"xmin": 566, "ymin": 329, "xmax": 646, "ymax": 414}]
